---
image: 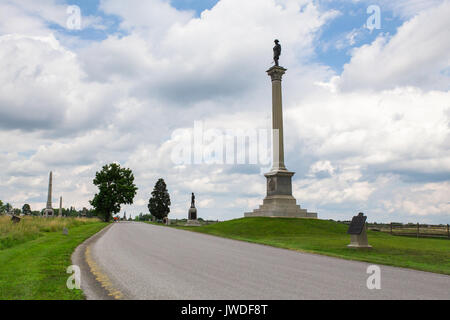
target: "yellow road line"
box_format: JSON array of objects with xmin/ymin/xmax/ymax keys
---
[{"xmin": 85, "ymin": 245, "xmax": 123, "ymax": 300}]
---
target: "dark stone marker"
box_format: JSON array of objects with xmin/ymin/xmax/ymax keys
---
[
  {"xmin": 347, "ymin": 212, "xmax": 367, "ymax": 235},
  {"xmin": 11, "ymin": 216, "xmax": 21, "ymax": 224},
  {"xmin": 347, "ymin": 212, "xmax": 372, "ymax": 249},
  {"xmin": 63, "ymin": 228, "xmax": 69, "ymax": 235}
]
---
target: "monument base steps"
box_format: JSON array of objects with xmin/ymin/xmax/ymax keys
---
[
  {"xmin": 245, "ymin": 195, "xmax": 317, "ymax": 219},
  {"xmin": 185, "ymin": 220, "xmax": 202, "ymax": 227}
]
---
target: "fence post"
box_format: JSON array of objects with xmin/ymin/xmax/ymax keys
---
[
  {"xmin": 417, "ymin": 223, "xmax": 419, "ymax": 239},
  {"xmin": 390, "ymin": 222, "xmax": 393, "ymax": 235}
]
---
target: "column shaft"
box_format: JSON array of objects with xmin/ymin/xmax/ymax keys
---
[
  {"xmin": 267, "ymin": 66, "xmax": 287, "ymax": 171},
  {"xmin": 47, "ymin": 171, "xmax": 53, "ymax": 209}
]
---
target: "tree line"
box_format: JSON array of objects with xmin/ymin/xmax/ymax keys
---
[
  {"xmin": 0, "ymin": 201, "xmax": 35, "ymax": 216},
  {"xmin": 1, "ymin": 163, "xmax": 171, "ymax": 222},
  {"xmin": 90, "ymin": 163, "xmax": 171, "ymax": 222},
  {"xmin": 0, "ymin": 200, "xmax": 97, "ymax": 218}
]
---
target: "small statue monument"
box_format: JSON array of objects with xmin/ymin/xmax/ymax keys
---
[
  {"xmin": 191, "ymin": 193, "xmax": 196, "ymax": 209},
  {"xmin": 186, "ymin": 193, "xmax": 201, "ymax": 227},
  {"xmin": 347, "ymin": 213, "xmax": 372, "ymax": 249},
  {"xmin": 273, "ymin": 40, "xmax": 281, "ymax": 66}
]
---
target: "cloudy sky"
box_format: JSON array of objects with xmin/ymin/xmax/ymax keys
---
[{"xmin": 1, "ymin": 0, "xmax": 449, "ymax": 223}]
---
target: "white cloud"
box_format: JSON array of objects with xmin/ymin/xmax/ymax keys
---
[
  {"xmin": 81, "ymin": 0, "xmax": 337, "ymax": 104},
  {"xmin": 336, "ymin": 1, "xmax": 450, "ymax": 91},
  {"xmin": 366, "ymin": 0, "xmax": 446, "ymax": 19},
  {"xmin": 0, "ymin": 33, "xmax": 122, "ymax": 133},
  {"xmin": 294, "ymin": 166, "xmax": 376, "ymax": 205},
  {"xmin": 382, "ymin": 182, "xmax": 450, "ymax": 217},
  {"xmin": 289, "ymin": 88, "xmax": 450, "ymax": 178},
  {"xmin": 0, "ymin": 0, "xmax": 105, "ymax": 35},
  {"xmin": 100, "ymin": 0, "xmax": 194, "ymax": 36}
]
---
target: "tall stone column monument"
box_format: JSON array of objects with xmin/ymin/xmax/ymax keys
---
[
  {"xmin": 245, "ymin": 40, "xmax": 317, "ymax": 219},
  {"xmin": 44, "ymin": 171, "xmax": 54, "ymax": 218}
]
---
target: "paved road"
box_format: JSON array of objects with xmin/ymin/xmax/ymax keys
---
[{"xmin": 86, "ymin": 222, "xmax": 450, "ymax": 300}]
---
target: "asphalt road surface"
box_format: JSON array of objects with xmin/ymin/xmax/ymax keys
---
[{"xmin": 86, "ymin": 222, "xmax": 450, "ymax": 300}]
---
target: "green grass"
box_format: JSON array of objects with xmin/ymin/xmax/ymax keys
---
[
  {"xmin": 0, "ymin": 216, "xmax": 100, "ymax": 250},
  {"xmin": 0, "ymin": 219, "xmax": 108, "ymax": 300},
  {"xmin": 176, "ymin": 218, "xmax": 450, "ymax": 275}
]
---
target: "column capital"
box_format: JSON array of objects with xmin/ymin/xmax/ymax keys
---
[{"xmin": 266, "ymin": 66, "xmax": 287, "ymax": 81}]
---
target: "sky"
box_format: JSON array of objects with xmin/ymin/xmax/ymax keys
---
[{"xmin": 0, "ymin": 0, "xmax": 449, "ymax": 224}]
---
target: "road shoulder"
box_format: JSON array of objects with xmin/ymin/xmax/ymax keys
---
[{"xmin": 71, "ymin": 223, "xmax": 119, "ymax": 300}]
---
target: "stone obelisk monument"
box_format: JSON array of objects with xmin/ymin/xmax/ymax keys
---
[
  {"xmin": 44, "ymin": 171, "xmax": 54, "ymax": 218},
  {"xmin": 245, "ymin": 40, "xmax": 317, "ymax": 219}
]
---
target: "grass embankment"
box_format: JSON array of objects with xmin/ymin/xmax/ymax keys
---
[
  {"xmin": 0, "ymin": 217, "xmax": 108, "ymax": 300},
  {"xmin": 178, "ymin": 218, "xmax": 450, "ymax": 275}
]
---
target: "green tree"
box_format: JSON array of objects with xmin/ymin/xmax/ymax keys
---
[
  {"xmin": 90, "ymin": 163, "xmax": 138, "ymax": 222},
  {"xmin": 5, "ymin": 203, "xmax": 12, "ymax": 214},
  {"xmin": 148, "ymin": 178, "xmax": 171, "ymax": 220},
  {"xmin": 0, "ymin": 200, "xmax": 4, "ymax": 214},
  {"xmin": 22, "ymin": 204, "xmax": 32, "ymax": 215},
  {"xmin": 136, "ymin": 213, "xmax": 152, "ymax": 222},
  {"xmin": 67, "ymin": 207, "xmax": 78, "ymax": 217},
  {"xmin": 86, "ymin": 208, "xmax": 97, "ymax": 218}
]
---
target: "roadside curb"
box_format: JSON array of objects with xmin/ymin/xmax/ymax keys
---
[{"xmin": 71, "ymin": 223, "xmax": 120, "ymax": 300}]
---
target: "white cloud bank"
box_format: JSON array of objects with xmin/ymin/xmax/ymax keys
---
[{"xmin": 0, "ymin": 0, "xmax": 449, "ymax": 223}]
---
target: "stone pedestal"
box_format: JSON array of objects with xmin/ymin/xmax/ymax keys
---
[
  {"xmin": 44, "ymin": 208, "xmax": 54, "ymax": 217},
  {"xmin": 245, "ymin": 170, "xmax": 317, "ymax": 218},
  {"xmin": 348, "ymin": 226, "xmax": 372, "ymax": 249},
  {"xmin": 244, "ymin": 66, "xmax": 317, "ymax": 219},
  {"xmin": 185, "ymin": 220, "xmax": 201, "ymax": 227},
  {"xmin": 188, "ymin": 207, "xmax": 197, "ymax": 220},
  {"xmin": 186, "ymin": 207, "xmax": 201, "ymax": 227}
]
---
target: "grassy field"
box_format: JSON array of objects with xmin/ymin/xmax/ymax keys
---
[
  {"xmin": 0, "ymin": 216, "xmax": 101, "ymax": 250},
  {"xmin": 177, "ymin": 217, "xmax": 450, "ymax": 275},
  {"xmin": 0, "ymin": 217, "xmax": 108, "ymax": 300}
]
